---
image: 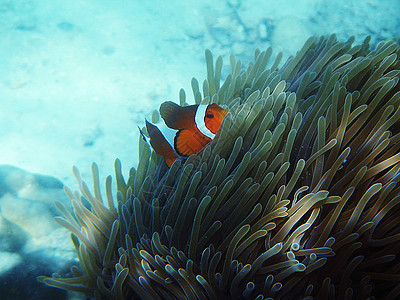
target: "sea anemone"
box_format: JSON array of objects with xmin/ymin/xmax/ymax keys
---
[{"xmin": 39, "ymin": 34, "xmax": 400, "ymax": 299}]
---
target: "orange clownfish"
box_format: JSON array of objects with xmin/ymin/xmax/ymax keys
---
[{"xmin": 144, "ymin": 101, "xmax": 228, "ymax": 167}]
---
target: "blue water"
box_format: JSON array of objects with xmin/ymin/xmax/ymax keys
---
[{"xmin": 0, "ymin": 0, "xmax": 398, "ymax": 299}]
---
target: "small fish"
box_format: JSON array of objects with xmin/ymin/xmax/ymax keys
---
[{"xmin": 145, "ymin": 101, "xmax": 228, "ymax": 167}]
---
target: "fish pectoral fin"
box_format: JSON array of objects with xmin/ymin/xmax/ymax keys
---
[
  {"xmin": 160, "ymin": 101, "xmax": 197, "ymax": 129},
  {"xmin": 174, "ymin": 129, "xmax": 211, "ymax": 157}
]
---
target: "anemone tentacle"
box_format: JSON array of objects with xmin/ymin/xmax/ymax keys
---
[{"xmin": 39, "ymin": 35, "xmax": 400, "ymax": 299}]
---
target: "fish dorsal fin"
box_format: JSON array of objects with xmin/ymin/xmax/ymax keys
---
[{"xmin": 160, "ymin": 101, "xmax": 197, "ymax": 129}]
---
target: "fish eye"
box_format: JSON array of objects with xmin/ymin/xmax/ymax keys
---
[{"xmin": 206, "ymin": 114, "xmax": 214, "ymax": 118}]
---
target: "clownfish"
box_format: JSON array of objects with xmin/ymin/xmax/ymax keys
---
[{"xmin": 144, "ymin": 101, "xmax": 228, "ymax": 167}]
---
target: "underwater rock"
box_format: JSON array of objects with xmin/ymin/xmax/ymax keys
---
[
  {"xmin": 0, "ymin": 251, "xmax": 22, "ymax": 276},
  {"xmin": 0, "ymin": 164, "xmax": 65, "ymax": 205},
  {"xmin": 0, "ymin": 165, "xmax": 73, "ymax": 249},
  {"xmin": 0, "ymin": 193, "xmax": 59, "ymax": 238},
  {"xmin": 0, "ymin": 215, "xmax": 27, "ymax": 252},
  {"xmin": 0, "ymin": 165, "xmax": 78, "ymax": 298},
  {"xmin": 0, "ymin": 251, "xmax": 77, "ymax": 300}
]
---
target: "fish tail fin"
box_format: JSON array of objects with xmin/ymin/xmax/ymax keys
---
[
  {"xmin": 145, "ymin": 120, "xmax": 178, "ymax": 167},
  {"xmin": 138, "ymin": 125, "xmax": 147, "ymax": 142}
]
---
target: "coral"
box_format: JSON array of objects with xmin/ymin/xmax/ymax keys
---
[{"xmin": 39, "ymin": 34, "xmax": 400, "ymax": 299}]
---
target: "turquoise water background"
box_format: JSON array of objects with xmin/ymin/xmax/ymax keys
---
[{"xmin": 0, "ymin": 1, "xmax": 398, "ymax": 299}]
